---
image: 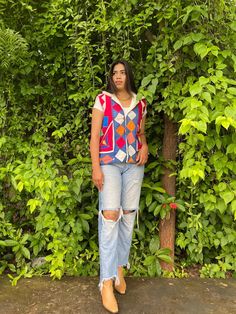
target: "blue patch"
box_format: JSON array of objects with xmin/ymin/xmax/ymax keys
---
[{"xmin": 103, "ymin": 116, "xmax": 109, "ymax": 127}]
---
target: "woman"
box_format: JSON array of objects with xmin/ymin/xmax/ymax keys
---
[{"xmin": 90, "ymin": 60, "xmax": 148, "ymax": 313}]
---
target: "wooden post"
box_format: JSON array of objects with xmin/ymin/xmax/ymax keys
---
[{"xmin": 159, "ymin": 114, "xmax": 177, "ymax": 271}]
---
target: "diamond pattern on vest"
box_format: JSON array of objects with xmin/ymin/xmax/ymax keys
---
[
  {"xmin": 113, "ymin": 103, "xmax": 122, "ymax": 112},
  {"xmin": 128, "ymin": 145, "xmax": 136, "ymax": 156},
  {"xmin": 128, "ymin": 156, "xmax": 135, "ymax": 163},
  {"xmin": 115, "ymin": 149, "xmax": 126, "ymax": 162},
  {"xmin": 116, "ymin": 137, "xmax": 126, "ymax": 148},
  {"xmin": 126, "ymin": 120, "xmax": 135, "ymax": 131},
  {"xmin": 114, "ymin": 113, "xmax": 125, "ymax": 124},
  {"xmin": 100, "ymin": 155, "xmax": 113, "ymax": 164},
  {"xmin": 116, "ymin": 125, "xmax": 125, "ymax": 136},
  {"xmin": 128, "ymin": 111, "xmax": 136, "ymax": 120},
  {"xmin": 99, "ymin": 94, "xmax": 146, "ymax": 165},
  {"xmin": 127, "ymin": 132, "xmax": 135, "ymax": 144}
]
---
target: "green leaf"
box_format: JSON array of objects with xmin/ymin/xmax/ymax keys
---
[
  {"xmin": 148, "ymin": 263, "xmax": 156, "ymax": 276},
  {"xmin": 191, "ymin": 176, "xmax": 199, "ymax": 185},
  {"xmin": 145, "ymin": 161, "xmax": 159, "ymax": 171},
  {"xmin": 154, "ymin": 205, "xmax": 161, "ymax": 216},
  {"xmin": 202, "ymin": 92, "xmax": 212, "ymax": 103},
  {"xmin": 155, "ymin": 260, "xmax": 162, "ymax": 276},
  {"xmin": 141, "ymin": 74, "xmax": 153, "ymax": 88},
  {"xmin": 179, "ymin": 119, "xmax": 191, "ymax": 134},
  {"xmin": 214, "ymin": 239, "xmax": 220, "ymax": 246},
  {"xmin": 148, "ymin": 201, "xmax": 158, "ymax": 213},
  {"xmin": 0, "ymin": 240, "xmax": 6, "ymax": 247},
  {"xmin": 81, "ymin": 219, "xmax": 89, "ymax": 233},
  {"xmin": 4, "ymin": 240, "xmax": 18, "ymax": 246},
  {"xmin": 134, "ymin": 228, "xmax": 144, "ymax": 239},
  {"xmin": 220, "ymin": 191, "xmax": 234, "ymax": 205},
  {"xmin": 206, "ymin": 84, "xmax": 216, "ymax": 94},
  {"xmin": 146, "ymin": 192, "xmax": 153, "ymax": 207},
  {"xmin": 21, "ymin": 246, "xmax": 30, "ymax": 259},
  {"xmin": 194, "ymin": 43, "xmax": 209, "ymax": 59},
  {"xmin": 218, "ymin": 182, "xmax": 227, "ymax": 191},
  {"xmin": 199, "ymin": 76, "xmax": 209, "ymax": 85},
  {"xmin": 231, "ymin": 200, "xmax": 236, "ymax": 213},
  {"xmin": 221, "ymin": 119, "xmax": 230, "ymax": 130},
  {"xmin": 177, "ymin": 204, "xmax": 185, "ymax": 211},
  {"xmin": 27, "ymin": 199, "xmax": 42, "ymax": 213},
  {"xmin": 149, "ymin": 236, "xmax": 160, "ymax": 254},
  {"xmin": 230, "ymin": 21, "xmax": 236, "ymax": 31},
  {"xmin": 17, "ymin": 181, "xmax": 24, "ymax": 192},
  {"xmin": 157, "ymin": 248, "xmax": 172, "ymax": 255},
  {"xmin": 228, "ymin": 87, "xmax": 236, "ymax": 95},
  {"xmin": 160, "ymin": 207, "xmax": 168, "ymax": 219},
  {"xmin": 157, "ymin": 254, "xmax": 172, "ymax": 264},
  {"xmin": 89, "ymin": 240, "xmax": 98, "ymax": 250},
  {"xmin": 174, "ymin": 39, "xmax": 183, "ymax": 51},
  {"xmin": 183, "ymin": 35, "xmax": 193, "ymax": 46},
  {"xmin": 0, "ymin": 137, "xmax": 7, "ymax": 148},
  {"xmin": 195, "ymin": 121, "xmax": 207, "ymax": 133},
  {"xmin": 143, "ymin": 255, "xmax": 155, "ymax": 266},
  {"xmin": 189, "ymin": 82, "xmax": 202, "ymax": 96},
  {"xmin": 226, "ymin": 144, "xmax": 236, "ymax": 154},
  {"xmin": 191, "ymin": 33, "xmax": 204, "ymax": 42},
  {"xmin": 79, "ymin": 214, "xmax": 92, "ymax": 220}
]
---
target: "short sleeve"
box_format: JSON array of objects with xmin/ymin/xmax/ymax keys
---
[
  {"xmin": 143, "ymin": 106, "xmax": 147, "ymax": 117},
  {"xmin": 93, "ymin": 95, "xmax": 104, "ymax": 112},
  {"xmin": 142, "ymin": 98, "xmax": 147, "ymax": 117}
]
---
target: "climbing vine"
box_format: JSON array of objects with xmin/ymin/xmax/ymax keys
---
[{"xmin": 0, "ymin": 0, "xmax": 235, "ymax": 283}]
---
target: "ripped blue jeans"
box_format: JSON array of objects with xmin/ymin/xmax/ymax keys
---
[{"xmin": 98, "ymin": 163, "xmax": 144, "ymax": 290}]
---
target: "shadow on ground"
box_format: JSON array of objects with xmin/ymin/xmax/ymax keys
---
[{"xmin": 0, "ymin": 276, "xmax": 236, "ymax": 314}]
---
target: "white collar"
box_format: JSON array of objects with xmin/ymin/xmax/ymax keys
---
[{"xmin": 102, "ymin": 90, "xmax": 139, "ymax": 108}]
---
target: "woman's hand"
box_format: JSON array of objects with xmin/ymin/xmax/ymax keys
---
[
  {"xmin": 92, "ymin": 166, "xmax": 104, "ymax": 191},
  {"xmin": 136, "ymin": 143, "xmax": 149, "ymax": 166}
]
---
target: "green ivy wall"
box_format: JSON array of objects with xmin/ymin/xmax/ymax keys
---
[{"xmin": 0, "ymin": 0, "xmax": 236, "ymax": 283}]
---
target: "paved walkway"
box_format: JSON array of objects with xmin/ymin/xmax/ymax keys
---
[{"xmin": 0, "ymin": 276, "xmax": 236, "ymax": 314}]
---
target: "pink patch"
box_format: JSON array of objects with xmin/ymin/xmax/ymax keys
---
[
  {"xmin": 116, "ymin": 137, "xmax": 126, "ymax": 148},
  {"xmin": 113, "ymin": 103, "xmax": 122, "ymax": 112},
  {"xmin": 137, "ymin": 101, "xmax": 142, "ymax": 126},
  {"xmin": 127, "ymin": 132, "xmax": 135, "ymax": 144},
  {"xmin": 99, "ymin": 95, "xmax": 105, "ymax": 106},
  {"xmin": 99, "ymin": 95, "xmax": 114, "ymax": 153},
  {"xmin": 100, "ymin": 155, "xmax": 113, "ymax": 164}
]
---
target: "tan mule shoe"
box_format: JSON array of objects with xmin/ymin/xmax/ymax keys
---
[
  {"xmin": 101, "ymin": 279, "xmax": 119, "ymax": 313},
  {"xmin": 115, "ymin": 266, "xmax": 126, "ymax": 295}
]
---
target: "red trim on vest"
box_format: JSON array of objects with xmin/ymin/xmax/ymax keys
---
[
  {"xmin": 99, "ymin": 95, "xmax": 114, "ymax": 153},
  {"xmin": 137, "ymin": 99, "xmax": 146, "ymax": 150}
]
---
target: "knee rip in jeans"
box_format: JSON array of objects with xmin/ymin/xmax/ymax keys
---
[
  {"xmin": 123, "ymin": 210, "xmax": 136, "ymax": 215},
  {"xmin": 101, "ymin": 209, "xmax": 120, "ymax": 222}
]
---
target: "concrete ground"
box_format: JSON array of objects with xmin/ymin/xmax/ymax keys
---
[{"xmin": 0, "ymin": 276, "xmax": 236, "ymax": 314}]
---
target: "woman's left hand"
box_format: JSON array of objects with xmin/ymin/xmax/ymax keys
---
[{"xmin": 136, "ymin": 143, "xmax": 149, "ymax": 166}]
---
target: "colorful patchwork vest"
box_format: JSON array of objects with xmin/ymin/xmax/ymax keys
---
[{"xmin": 98, "ymin": 92, "xmax": 146, "ymax": 165}]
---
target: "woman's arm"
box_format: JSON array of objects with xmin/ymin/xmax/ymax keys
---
[
  {"xmin": 90, "ymin": 108, "xmax": 104, "ymax": 191},
  {"xmin": 136, "ymin": 115, "xmax": 148, "ymax": 166}
]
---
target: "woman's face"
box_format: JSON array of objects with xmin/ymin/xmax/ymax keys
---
[{"xmin": 112, "ymin": 63, "xmax": 127, "ymax": 92}]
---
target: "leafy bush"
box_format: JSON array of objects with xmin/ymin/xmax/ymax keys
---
[{"xmin": 0, "ymin": 0, "xmax": 235, "ymax": 282}]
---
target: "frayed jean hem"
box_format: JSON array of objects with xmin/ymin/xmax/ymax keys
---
[
  {"xmin": 118, "ymin": 262, "xmax": 130, "ymax": 270},
  {"xmin": 98, "ymin": 275, "xmax": 120, "ymax": 292}
]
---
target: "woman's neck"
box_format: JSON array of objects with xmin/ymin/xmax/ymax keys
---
[{"xmin": 116, "ymin": 90, "xmax": 132, "ymax": 101}]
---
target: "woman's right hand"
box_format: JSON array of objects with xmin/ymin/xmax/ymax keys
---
[{"xmin": 92, "ymin": 166, "xmax": 104, "ymax": 191}]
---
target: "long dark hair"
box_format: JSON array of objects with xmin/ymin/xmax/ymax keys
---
[{"xmin": 107, "ymin": 60, "xmax": 137, "ymax": 94}]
